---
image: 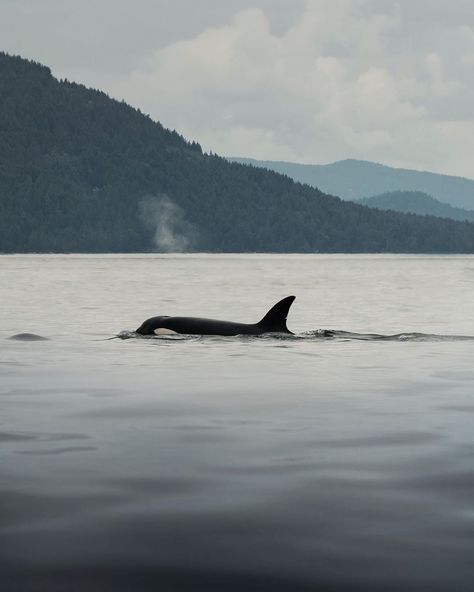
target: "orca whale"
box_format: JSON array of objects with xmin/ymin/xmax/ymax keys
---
[
  {"xmin": 136, "ymin": 296, "xmax": 296, "ymax": 336},
  {"xmin": 7, "ymin": 333, "xmax": 49, "ymax": 341}
]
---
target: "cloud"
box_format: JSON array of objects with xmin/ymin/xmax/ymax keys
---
[
  {"xmin": 2, "ymin": 0, "xmax": 473, "ymax": 176},
  {"xmin": 113, "ymin": 0, "xmax": 474, "ymax": 177}
]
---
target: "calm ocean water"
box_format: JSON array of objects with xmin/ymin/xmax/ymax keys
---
[{"xmin": 1, "ymin": 253, "xmax": 474, "ymax": 591}]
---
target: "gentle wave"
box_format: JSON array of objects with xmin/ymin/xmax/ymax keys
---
[{"xmin": 115, "ymin": 329, "xmax": 474, "ymax": 342}]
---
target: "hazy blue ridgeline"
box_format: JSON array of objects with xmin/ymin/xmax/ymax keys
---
[
  {"xmin": 230, "ymin": 158, "xmax": 474, "ymax": 211},
  {"xmin": 2, "ymin": 51, "xmax": 474, "ymax": 253},
  {"xmin": 358, "ymin": 191, "xmax": 474, "ymax": 222}
]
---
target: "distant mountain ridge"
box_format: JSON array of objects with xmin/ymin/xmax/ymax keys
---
[
  {"xmin": 230, "ymin": 158, "xmax": 474, "ymax": 210},
  {"xmin": 2, "ymin": 51, "xmax": 474, "ymax": 253},
  {"xmin": 359, "ymin": 191, "xmax": 474, "ymax": 222}
]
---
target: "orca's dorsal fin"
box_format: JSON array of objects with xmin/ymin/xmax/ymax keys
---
[{"xmin": 257, "ymin": 296, "xmax": 295, "ymax": 333}]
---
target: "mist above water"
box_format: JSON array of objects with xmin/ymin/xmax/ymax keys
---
[{"xmin": 139, "ymin": 194, "xmax": 194, "ymax": 252}]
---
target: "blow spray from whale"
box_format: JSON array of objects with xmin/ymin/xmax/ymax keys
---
[{"xmin": 136, "ymin": 296, "xmax": 296, "ymax": 336}]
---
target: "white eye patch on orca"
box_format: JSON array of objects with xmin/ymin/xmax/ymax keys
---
[{"xmin": 154, "ymin": 327, "xmax": 178, "ymax": 335}]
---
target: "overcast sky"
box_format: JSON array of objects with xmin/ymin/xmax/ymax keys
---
[{"xmin": 2, "ymin": 0, "xmax": 474, "ymax": 177}]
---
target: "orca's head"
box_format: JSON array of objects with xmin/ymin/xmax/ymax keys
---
[{"xmin": 136, "ymin": 315, "xmax": 169, "ymax": 335}]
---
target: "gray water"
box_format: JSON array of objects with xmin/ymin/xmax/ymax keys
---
[{"xmin": 1, "ymin": 254, "xmax": 474, "ymax": 592}]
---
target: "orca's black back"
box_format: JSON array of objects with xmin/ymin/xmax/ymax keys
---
[
  {"xmin": 161, "ymin": 317, "xmax": 259, "ymax": 336},
  {"xmin": 136, "ymin": 296, "xmax": 296, "ymax": 336}
]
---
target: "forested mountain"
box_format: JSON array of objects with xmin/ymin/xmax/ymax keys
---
[
  {"xmin": 230, "ymin": 158, "xmax": 474, "ymax": 210},
  {"xmin": 2, "ymin": 52, "xmax": 474, "ymax": 253},
  {"xmin": 359, "ymin": 191, "xmax": 474, "ymax": 222}
]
